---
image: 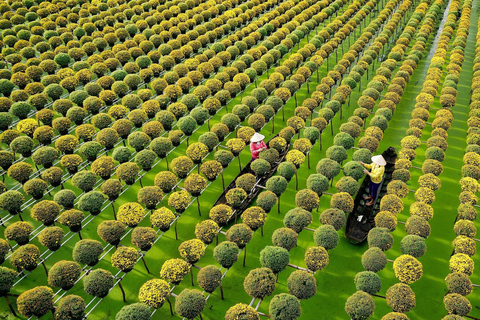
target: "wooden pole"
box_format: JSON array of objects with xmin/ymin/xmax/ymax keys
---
[
  {"xmin": 141, "ymin": 256, "xmax": 150, "ymax": 274},
  {"xmin": 277, "ymin": 195, "xmax": 281, "ymax": 214},
  {"xmin": 243, "ymin": 245, "xmax": 247, "ymax": 267},
  {"xmin": 197, "ymin": 197, "xmax": 201, "ymax": 216},
  {"xmin": 190, "ymin": 267, "xmax": 194, "ymax": 286},
  {"xmin": 175, "ymin": 220, "xmax": 178, "ymax": 240},
  {"xmin": 111, "ymin": 202, "xmax": 116, "ymax": 220},
  {"xmin": 221, "ymin": 171, "xmax": 225, "ymax": 190},
  {"xmin": 4, "ymin": 296, "xmax": 16, "ymax": 317},
  {"xmin": 118, "ymin": 281, "xmax": 127, "ymax": 302},
  {"xmin": 295, "ymin": 171, "xmax": 298, "ymax": 190},
  {"xmin": 41, "ymin": 261, "xmax": 48, "ymax": 277},
  {"xmin": 167, "ymin": 297, "xmax": 174, "ymax": 315}
]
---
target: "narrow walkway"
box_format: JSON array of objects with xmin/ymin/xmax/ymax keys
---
[
  {"xmin": 376, "ymin": 0, "xmax": 474, "ymax": 317},
  {"xmin": 432, "ymin": 0, "xmax": 480, "ymax": 317}
]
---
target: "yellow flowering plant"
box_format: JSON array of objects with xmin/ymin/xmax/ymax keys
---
[
  {"xmin": 111, "ymin": 246, "xmax": 139, "ymax": 273},
  {"xmin": 286, "ymin": 150, "xmax": 306, "ymax": 168},
  {"xmin": 414, "ymin": 187, "xmax": 435, "ymax": 205},
  {"xmin": 380, "ymin": 194, "xmax": 404, "ymax": 214},
  {"xmin": 226, "ymin": 138, "xmax": 246, "ymax": 156},
  {"xmin": 449, "ymin": 253, "xmax": 474, "ymax": 275},
  {"xmin": 178, "ymin": 239, "xmax": 205, "ymax": 264},
  {"xmin": 117, "ymin": 202, "xmax": 145, "ymax": 228},
  {"xmin": 168, "ymin": 190, "xmax": 191, "ymax": 213},
  {"xmin": 393, "ymin": 255, "xmax": 423, "ymax": 284},
  {"xmin": 160, "ymin": 258, "xmax": 190, "ymax": 284},
  {"xmin": 138, "ymin": 279, "xmax": 171, "ymax": 309},
  {"xmin": 150, "ymin": 207, "xmax": 176, "ymax": 232}
]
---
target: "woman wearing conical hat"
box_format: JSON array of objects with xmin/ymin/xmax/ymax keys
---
[
  {"xmin": 359, "ymin": 155, "xmax": 386, "ymax": 206},
  {"xmin": 250, "ymin": 133, "xmax": 267, "ymax": 161}
]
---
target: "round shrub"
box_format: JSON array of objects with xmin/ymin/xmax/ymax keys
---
[
  {"xmin": 83, "ymin": 268, "xmax": 114, "ymax": 298},
  {"xmin": 48, "ymin": 260, "xmax": 81, "ymax": 290},
  {"xmin": 287, "ymin": 270, "xmax": 316, "ymax": 300},
  {"xmin": 115, "ymin": 303, "xmax": 150, "ymax": 320},
  {"xmin": 244, "ymin": 267, "xmax": 276, "ymax": 299},
  {"xmin": 345, "ymin": 291, "xmax": 375, "ymax": 320},
  {"xmin": 17, "ymin": 286, "xmax": 54, "ymax": 318},
  {"xmin": 38, "ymin": 226, "xmax": 64, "ymax": 251},
  {"xmin": 260, "ymin": 246, "xmax": 290, "ymax": 273},
  {"xmin": 225, "ymin": 304, "xmax": 259, "ymax": 320},
  {"xmin": 175, "ymin": 289, "xmax": 206, "ymax": 320},
  {"xmin": 225, "ymin": 223, "xmax": 253, "ymax": 249}
]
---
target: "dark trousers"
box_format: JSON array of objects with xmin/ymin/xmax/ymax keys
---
[{"xmin": 369, "ymin": 181, "xmax": 381, "ymax": 199}]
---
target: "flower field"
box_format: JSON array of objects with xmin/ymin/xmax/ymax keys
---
[{"xmin": 0, "ymin": 0, "xmax": 479, "ymax": 318}]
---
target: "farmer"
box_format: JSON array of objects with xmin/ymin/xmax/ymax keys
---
[
  {"xmin": 250, "ymin": 133, "xmax": 267, "ymax": 161},
  {"xmin": 359, "ymin": 155, "xmax": 386, "ymax": 206}
]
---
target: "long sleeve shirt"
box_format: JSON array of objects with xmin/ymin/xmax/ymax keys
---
[
  {"xmin": 364, "ymin": 163, "xmax": 385, "ymax": 184},
  {"xmin": 250, "ymin": 141, "xmax": 267, "ymax": 159}
]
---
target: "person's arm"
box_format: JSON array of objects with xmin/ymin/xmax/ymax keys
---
[
  {"xmin": 250, "ymin": 143, "xmax": 262, "ymax": 157},
  {"xmin": 363, "ymin": 163, "xmax": 373, "ymax": 169},
  {"xmin": 369, "ymin": 166, "xmax": 385, "ymax": 181}
]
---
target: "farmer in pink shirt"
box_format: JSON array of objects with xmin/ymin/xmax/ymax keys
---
[{"xmin": 250, "ymin": 133, "xmax": 267, "ymax": 161}]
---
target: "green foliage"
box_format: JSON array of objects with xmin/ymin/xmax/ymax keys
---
[
  {"xmin": 175, "ymin": 289, "xmax": 206, "ymax": 320},
  {"xmin": 197, "ymin": 265, "xmax": 222, "ymax": 293},
  {"xmin": 0, "ymin": 190, "xmax": 24, "ymax": 214},
  {"xmin": 55, "ymin": 295, "xmax": 86, "ymax": 320},
  {"xmin": 284, "ymin": 207, "xmax": 313, "ymax": 233},
  {"xmin": 278, "ymin": 162, "xmax": 297, "ymax": 181},
  {"xmin": 269, "ymin": 293, "xmax": 302, "ymax": 320},
  {"xmin": 38, "ymin": 226, "xmax": 64, "ymax": 251},
  {"xmin": 83, "ymin": 268, "xmax": 114, "ymax": 298},
  {"xmin": 58, "ymin": 209, "xmax": 84, "ymax": 233},
  {"xmin": 214, "ymin": 240, "xmax": 240, "ymax": 268},
  {"xmin": 5, "ymin": 221, "xmax": 32, "ymax": 245},
  {"xmin": 345, "ymin": 291, "xmax": 375, "ymax": 320},
  {"xmin": 287, "ymin": 270, "xmax": 316, "ymax": 300},
  {"xmin": 116, "ymin": 303, "xmax": 151, "ymax": 320},
  {"xmin": 260, "ymin": 246, "xmax": 290, "ymax": 273},
  {"xmin": 225, "ymin": 303, "xmax": 259, "ymax": 320},
  {"xmin": 72, "ymin": 171, "xmax": 97, "ymax": 192},
  {"xmin": 354, "ymin": 271, "xmax": 382, "ymax": 294},
  {"xmin": 0, "ymin": 266, "xmax": 17, "ymax": 296},
  {"xmin": 226, "ymin": 223, "xmax": 253, "ymax": 249},
  {"xmin": 31, "ymin": 200, "xmax": 60, "ymax": 226},
  {"xmin": 78, "ymin": 191, "xmax": 105, "ymax": 215},
  {"xmin": 73, "ymin": 239, "xmax": 103, "ymax": 266},
  {"xmin": 316, "ymin": 158, "xmax": 341, "ymax": 180},
  {"xmin": 97, "ymin": 220, "xmax": 126, "ymax": 246},
  {"xmin": 244, "ymin": 267, "xmax": 276, "ymax": 299},
  {"xmin": 266, "ymin": 176, "xmax": 288, "ymax": 196},
  {"xmin": 313, "ymin": 225, "xmax": 338, "ymax": 250},
  {"xmin": 17, "ymin": 286, "xmax": 54, "ymax": 318},
  {"xmin": 48, "ymin": 260, "xmax": 81, "ymax": 289}
]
